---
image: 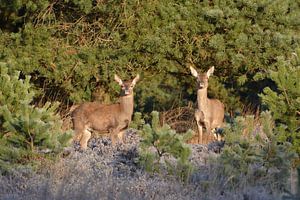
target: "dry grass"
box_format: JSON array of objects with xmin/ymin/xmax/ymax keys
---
[
  {"xmin": 160, "ymin": 105, "xmax": 218, "ymax": 145},
  {"xmin": 160, "ymin": 104, "xmax": 196, "ymax": 133}
]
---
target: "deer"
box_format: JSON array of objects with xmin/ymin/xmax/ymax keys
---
[
  {"xmin": 190, "ymin": 66, "xmax": 224, "ymax": 143},
  {"xmin": 71, "ymin": 74, "xmax": 140, "ymax": 150}
]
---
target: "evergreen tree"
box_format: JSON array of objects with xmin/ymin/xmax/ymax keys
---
[
  {"xmin": 260, "ymin": 49, "xmax": 300, "ymax": 155},
  {"xmin": 217, "ymin": 112, "xmax": 295, "ymax": 191},
  {"xmin": 0, "ymin": 63, "xmax": 72, "ymax": 173},
  {"xmin": 0, "ymin": 0, "xmax": 298, "ymax": 113},
  {"xmin": 135, "ymin": 111, "xmax": 193, "ymax": 182}
]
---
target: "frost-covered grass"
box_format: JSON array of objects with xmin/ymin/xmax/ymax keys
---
[{"xmin": 0, "ymin": 131, "xmax": 282, "ymax": 200}]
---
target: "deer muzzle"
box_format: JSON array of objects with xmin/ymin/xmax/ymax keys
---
[
  {"xmin": 199, "ymin": 83, "xmax": 205, "ymax": 89},
  {"xmin": 124, "ymin": 90, "xmax": 130, "ymax": 95}
]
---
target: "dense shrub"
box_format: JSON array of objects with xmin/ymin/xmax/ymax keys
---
[
  {"xmin": 0, "ymin": 0, "xmax": 299, "ymax": 113},
  {"xmin": 0, "ymin": 63, "xmax": 72, "ymax": 173},
  {"xmin": 213, "ymin": 112, "xmax": 296, "ymax": 193},
  {"xmin": 260, "ymin": 49, "xmax": 300, "ymax": 156}
]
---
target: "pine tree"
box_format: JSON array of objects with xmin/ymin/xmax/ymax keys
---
[
  {"xmin": 1, "ymin": 0, "xmax": 299, "ymax": 113},
  {"xmin": 260, "ymin": 49, "xmax": 300, "ymax": 155},
  {"xmin": 218, "ymin": 112, "xmax": 295, "ymax": 191},
  {"xmin": 136, "ymin": 111, "xmax": 193, "ymax": 182},
  {"xmin": 0, "ymin": 63, "xmax": 72, "ymax": 173}
]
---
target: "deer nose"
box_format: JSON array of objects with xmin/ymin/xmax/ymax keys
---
[
  {"xmin": 124, "ymin": 90, "xmax": 130, "ymax": 95},
  {"xmin": 199, "ymin": 83, "xmax": 205, "ymax": 88}
]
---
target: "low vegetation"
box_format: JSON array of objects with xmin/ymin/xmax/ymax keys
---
[
  {"xmin": 0, "ymin": 64, "xmax": 72, "ymax": 173},
  {"xmin": 133, "ymin": 111, "xmax": 193, "ymax": 182}
]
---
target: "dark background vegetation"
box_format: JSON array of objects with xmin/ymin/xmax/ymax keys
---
[{"xmin": 1, "ymin": 0, "xmax": 298, "ymax": 112}]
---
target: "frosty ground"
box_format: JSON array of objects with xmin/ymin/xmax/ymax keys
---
[{"xmin": 0, "ymin": 130, "xmax": 279, "ymax": 200}]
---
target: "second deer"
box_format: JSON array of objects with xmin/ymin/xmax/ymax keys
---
[
  {"xmin": 190, "ymin": 66, "xmax": 224, "ymax": 143},
  {"xmin": 72, "ymin": 74, "xmax": 140, "ymax": 149}
]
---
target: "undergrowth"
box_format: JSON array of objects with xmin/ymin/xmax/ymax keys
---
[
  {"xmin": 210, "ymin": 111, "xmax": 297, "ymax": 196},
  {"xmin": 132, "ymin": 111, "xmax": 194, "ymax": 182}
]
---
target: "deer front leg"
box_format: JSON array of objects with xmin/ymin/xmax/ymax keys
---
[
  {"xmin": 195, "ymin": 110, "xmax": 203, "ymax": 144},
  {"xmin": 117, "ymin": 120, "xmax": 130, "ymax": 143},
  {"xmin": 197, "ymin": 123, "xmax": 203, "ymax": 144},
  {"xmin": 73, "ymin": 130, "xmax": 83, "ymax": 142},
  {"xmin": 117, "ymin": 130, "xmax": 126, "ymax": 143},
  {"xmin": 204, "ymin": 121, "xmax": 212, "ymax": 135},
  {"xmin": 80, "ymin": 128, "xmax": 92, "ymax": 150},
  {"xmin": 110, "ymin": 130, "xmax": 118, "ymax": 146},
  {"xmin": 73, "ymin": 122, "xmax": 85, "ymax": 142},
  {"xmin": 110, "ymin": 126, "xmax": 123, "ymax": 145}
]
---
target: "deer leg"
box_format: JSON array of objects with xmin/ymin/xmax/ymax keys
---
[
  {"xmin": 195, "ymin": 121, "xmax": 203, "ymax": 144},
  {"xmin": 73, "ymin": 121, "xmax": 85, "ymax": 142},
  {"xmin": 110, "ymin": 131, "xmax": 117, "ymax": 145},
  {"xmin": 110, "ymin": 127, "xmax": 122, "ymax": 145},
  {"xmin": 195, "ymin": 112, "xmax": 203, "ymax": 144},
  {"xmin": 204, "ymin": 121, "xmax": 211, "ymax": 135},
  {"xmin": 195, "ymin": 110, "xmax": 204, "ymax": 143},
  {"xmin": 73, "ymin": 130, "xmax": 83, "ymax": 142},
  {"xmin": 197, "ymin": 124, "xmax": 203, "ymax": 144},
  {"xmin": 80, "ymin": 128, "xmax": 92, "ymax": 150},
  {"xmin": 117, "ymin": 130, "xmax": 126, "ymax": 143}
]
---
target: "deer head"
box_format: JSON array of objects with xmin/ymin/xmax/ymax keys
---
[
  {"xmin": 114, "ymin": 74, "xmax": 140, "ymax": 96},
  {"xmin": 190, "ymin": 66, "xmax": 214, "ymax": 90}
]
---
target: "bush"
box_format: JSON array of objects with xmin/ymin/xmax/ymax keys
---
[
  {"xmin": 0, "ymin": 63, "xmax": 72, "ymax": 173},
  {"xmin": 260, "ymin": 50, "xmax": 300, "ymax": 156},
  {"xmin": 133, "ymin": 111, "xmax": 193, "ymax": 182},
  {"xmin": 212, "ymin": 111, "xmax": 296, "ymax": 193},
  {"xmin": 1, "ymin": 0, "xmax": 299, "ymax": 113}
]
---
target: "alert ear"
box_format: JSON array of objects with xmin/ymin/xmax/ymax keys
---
[
  {"xmin": 114, "ymin": 74, "xmax": 123, "ymax": 86},
  {"xmin": 206, "ymin": 66, "xmax": 215, "ymax": 78},
  {"xmin": 132, "ymin": 74, "xmax": 140, "ymax": 86},
  {"xmin": 190, "ymin": 66, "xmax": 198, "ymax": 77}
]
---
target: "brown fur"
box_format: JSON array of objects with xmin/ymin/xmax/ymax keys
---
[
  {"xmin": 190, "ymin": 66, "xmax": 225, "ymax": 143},
  {"xmin": 72, "ymin": 74, "xmax": 140, "ymax": 149}
]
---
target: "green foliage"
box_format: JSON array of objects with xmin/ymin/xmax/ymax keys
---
[
  {"xmin": 136, "ymin": 111, "xmax": 193, "ymax": 182},
  {"xmin": 0, "ymin": 24, "xmax": 106, "ymax": 103},
  {"xmin": 0, "ymin": 0, "xmax": 298, "ymax": 113},
  {"xmin": 0, "ymin": 63, "xmax": 72, "ymax": 173},
  {"xmin": 215, "ymin": 112, "xmax": 296, "ymax": 192},
  {"xmin": 0, "ymin": 0, "xmax": 50, "ymax": 31},
  {"xmin": 260, "ymin": 50, "xmax": 300, "ymax": 155},
  {"xmin": 129, "ymin": 112, "xmax": 145, "ymax": 130}
]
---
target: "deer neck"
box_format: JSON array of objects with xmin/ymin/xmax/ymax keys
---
[
  {"xmin": 119, "ymin": 94, "xmax": 134, "ymax": 116},
  {"xmin": 197, "ymin": 88, "xmax": 208, "ymax": 110}
]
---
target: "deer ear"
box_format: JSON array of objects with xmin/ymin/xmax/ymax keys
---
[
  {"xmin": 190, "ymin": 66, "xmax": 198, "ymax": 77},
  {"xmin": 114, "ymin": 74, "xmax": 123, "ymax": 85},
  {"xmin": 132, "ymin": 74, "xmax": 140, "ymax": 86},
  {"xmin": 206, "ymin": 66, "xmax": 215, "ymax": 78}
]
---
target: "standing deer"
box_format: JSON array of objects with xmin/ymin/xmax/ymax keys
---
[
  {"xmin": 72, "ymin": 74, "xmax": 140, "ymax": 149},
  {"xmin": 190, "ymin": 66, "xmax": 224, "ymax": 143}
]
